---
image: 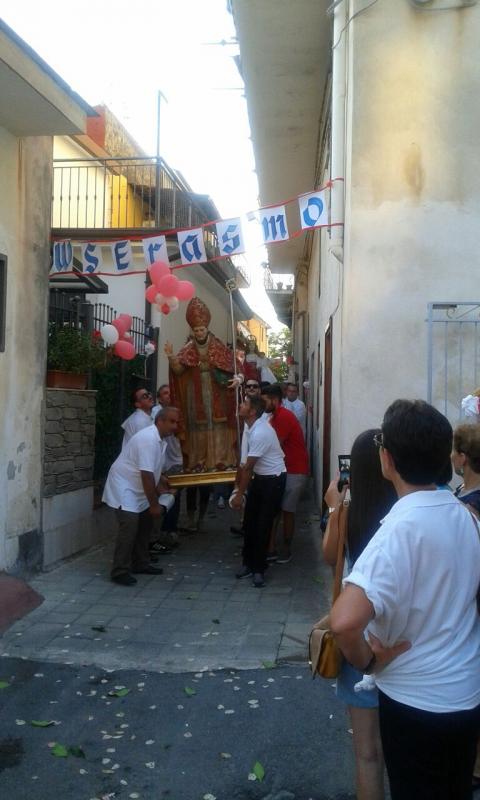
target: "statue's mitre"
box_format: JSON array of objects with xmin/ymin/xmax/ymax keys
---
[{"xmin": 186, "ymin": 297, "xmax": 211, "ymax": 328}]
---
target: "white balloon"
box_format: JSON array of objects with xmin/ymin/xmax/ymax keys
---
[
  {"xmin": 166, "ymin": 297, "xmax": 179, "ymax": 311},
  {"xmin": 101, "ymin": 324, "xmax": 119, "ymax": 345},
  {"xmin": 155, "ymin": 293, "xmax": 165, "ymax": 304}
]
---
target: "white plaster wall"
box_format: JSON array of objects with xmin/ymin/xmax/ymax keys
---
[
  {"xmin": 0, "ymin": 128, "xmax": 52, "ymax": 569},
  {"xmin": 336, "ymin": 1, "xmax": 480, "ymax": 453}
]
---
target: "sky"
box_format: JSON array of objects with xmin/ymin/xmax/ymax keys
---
[{"xmin": 2, "ymin": 0, "xmax": 282, "ymax": 329}]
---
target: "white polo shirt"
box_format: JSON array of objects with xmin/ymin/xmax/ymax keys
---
[
  {"xmin": 121, "ymin": 408, "xmax": 153, "ymax": 451},
  {"xmin": 103, "ymin": 425, "xmax": 167, "ymax": 513},
  {"xmin": 282, "ymin": 398, "xmax": 306, "ymax": 436},
  {"xmin": 245, "ymin": 417, "xmax": 286, "ymax": 476},
  {"xmin": 346, "ymin": 490, "xmax": 480, "ymax": 712}
]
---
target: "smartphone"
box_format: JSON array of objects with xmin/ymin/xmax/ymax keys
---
[{"xmin": 337, "ymin": 454, "xmax": 351, "ymax": 492}]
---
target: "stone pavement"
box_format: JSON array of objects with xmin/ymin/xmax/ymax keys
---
[{"xmin": 0, "ymin": 497, "xmax": 330, "ymax": 673}]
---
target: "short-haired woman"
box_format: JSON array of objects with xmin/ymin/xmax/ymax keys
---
[{"xmin": 452, "ymin": 423, "xmax": 480, "ymax": 517}]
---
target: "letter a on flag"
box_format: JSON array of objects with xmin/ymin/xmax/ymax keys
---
[
  {"xmin": 298, "ymin": 190, "xmax": 329, "ymax": 230},
  {"xmin": 177, "ymin": 228, "xmax": 207, "ymax": 265}
]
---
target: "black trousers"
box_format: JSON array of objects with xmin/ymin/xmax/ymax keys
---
[
  {"xmin": 379, "ymin": 689, "xmax": 480, "ymax": 800},
  {"xmin": 242, "ymin": 472, "xmax": 286, "ymax": 574}
]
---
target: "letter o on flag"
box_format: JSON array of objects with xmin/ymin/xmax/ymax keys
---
[{"xmin": 302, "ymin": 197, "xmax": 323, "ymax": 228}]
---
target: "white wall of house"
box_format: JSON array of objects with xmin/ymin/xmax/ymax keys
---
[
  {"xmin": 0, "ymin": 129, "xmax": 52, "ymax": 570},
  {"xmin": 302, "ymin": 1, "xmax": 480, "ymax": 497}
]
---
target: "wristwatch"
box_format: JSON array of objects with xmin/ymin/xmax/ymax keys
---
[{"xmin": 328, "ymin": 506, "xmax": 336, "ymax": 514}]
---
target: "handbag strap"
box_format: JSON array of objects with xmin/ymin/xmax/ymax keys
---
[{"xmin": 332, "ymin": 502, "xmax": 348, "ymax": 603}]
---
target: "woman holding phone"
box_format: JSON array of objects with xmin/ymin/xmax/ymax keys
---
[{"xmin": 323, "ymin": 430, "xmax": 397, "ymax": 800}]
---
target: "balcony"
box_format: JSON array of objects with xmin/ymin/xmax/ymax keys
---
[
  {"xmin": 264, "ymin": 267, "xmax": 294, "ymax": 328},
  {"xmin": 51, "ymin": 155, "xmax": 250, "ymax": 287}
]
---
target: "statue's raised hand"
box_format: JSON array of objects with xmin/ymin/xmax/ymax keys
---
[{"xmin": 164, "ymin": 341, "xmax": 174, "ymax": 357}]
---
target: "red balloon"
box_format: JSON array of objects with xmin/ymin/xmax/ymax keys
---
[
  {"xmin": 114, "ymin": 340, "xmax": 136, "ymax": 360},
  {"xmin": 176, "ymin": 280, "xmax": 195, "ymax": 301},
  {"xmin": 145, "ymin": 284, "xmax": 158, "ymax": 303},
  {"xmin": 149, "ymin": 260, "xmax": 171, "ymax": 286},
  {"xmin": 161, "ymin": 303, "xmax": 171, "ymax": 315},
  {"xmin": 112, "ymin": 318, "xmax": 129, "ymax": 336},
  {"xmin": 157, "ymin": 274, "xmax": 179, "ymax": 297},
  {"xmin": 118, "ymin": 313, "xmax": 132, "ymax": 329}
]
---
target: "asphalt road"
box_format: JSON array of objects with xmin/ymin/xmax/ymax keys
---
[{"xmin": 0, "ymin": 656, "xmax": 355, "ymax": 800}]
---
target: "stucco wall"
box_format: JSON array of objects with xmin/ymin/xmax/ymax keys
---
[
  {"xmin": 0, "ymin": 129, "xmax": 52, "ymax": 571},
  {"xmin": 337, "ymin": 0, "xmax": 480, "ymax": 452}
]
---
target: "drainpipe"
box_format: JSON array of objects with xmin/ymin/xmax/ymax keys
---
[{"xmin": 329, "ymin": 0, "xmax": 347, "ymax": 266}]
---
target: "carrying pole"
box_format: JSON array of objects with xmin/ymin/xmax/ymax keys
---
[{"xmin": 226, "ymin": 279, "xmax": 241, "ymax": 461}]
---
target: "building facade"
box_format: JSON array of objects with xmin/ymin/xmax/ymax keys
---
[
  {"xmin": 0, "ymin": 20, "xmax": 94, "ymax": 571},
  {"xmin": 232, "ymin": 0, "xmax": 480, "ymax": 499}
]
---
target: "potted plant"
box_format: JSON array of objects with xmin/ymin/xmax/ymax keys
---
[{"xmin": 47, "ymin": 325, "xmax": 105, "ymax": 390}]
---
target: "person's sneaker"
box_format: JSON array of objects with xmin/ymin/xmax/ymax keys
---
[
  {"xmin": 235, "ymin": 566, "xmax": 253, "ymax": 579},
  {"xmin": 149, "ymin": 542, "xmax": 172, "ymax": 556},
  {"xmin": 111, "ymin": 573, "xmax": 137, "ymax": 586},
  {"xmin": 266, "ymin": 551, "xmax": 278, "ymax": 562},
  {"xmin": 276, "ymin": 551, "xmax": 292, "ymax": 564},
  {"xmin": 252, "ymin": 572, "xmax": 265, "ymax": 588},
  {"xmin": 132, "ymin": 566, "xmax": 164, "ymax": 575},
  {"xmin": 217, "ymin": 496, "xmax": 226, "ymax": 509}
]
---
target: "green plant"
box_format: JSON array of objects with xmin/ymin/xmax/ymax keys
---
[
  {"xmin": 47, "ymin": 325, "xmax": 105, "ymax": 374},
  {"xmin": 267, "ymin": 326, "xmax": 292, "ymax": 382}
]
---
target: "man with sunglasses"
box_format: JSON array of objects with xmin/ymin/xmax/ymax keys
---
[
  {"xmin": 121, "ymin": 387, "xmax": 154, "ymax": 451},
  {"xmin": 245, "ymin": 380, "xmax": 261, "ymax": 397}
]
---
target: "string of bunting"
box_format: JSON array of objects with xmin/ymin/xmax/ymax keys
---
[{"xmin": 50, "ymin": 179, "xmax": 343, "ymax": 276}]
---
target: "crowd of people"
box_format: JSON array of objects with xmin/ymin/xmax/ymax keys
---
[
  {"xmin": 101, "ymin": 378, "xmax": 308, "ymax": 589},
  {"xmin": 100, "ymin": 374, "xmax": 480, "ymax": 798}
]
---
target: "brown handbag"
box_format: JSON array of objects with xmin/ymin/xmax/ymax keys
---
[{"xmin": 309, "ymin": 501, "xmax": 348, "ymax": 679}]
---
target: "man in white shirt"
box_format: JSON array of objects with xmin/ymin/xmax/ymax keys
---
[
  {"xmin": 121, "ymin": 387, "xmax": 154, "ymax": 451},
  {"xmin": 103, "ymin": 406, "xmax": 179, "ymax": 586},
  {"xmin": 330, "ymin": 399, "xmax": 480, "ymax": 798},
  {"xmin": 282, "ymin": 383, "xmax": 306, "ymax": 438},
  {"xmin": 231, "ymin": 395, "xmax": 286, "ymax": 587},
  {"xmin": 151, "ymin": 383, "xmax": 171, "ymax": 421}
]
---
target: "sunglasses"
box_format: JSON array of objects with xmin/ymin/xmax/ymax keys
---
[
  {"xmin": 246, "ymin": 383, "xmax": 259, "ymax": 389},
  {"xmin": 373, "ymin": 432, "xmax": 384, "ymax": 448}
]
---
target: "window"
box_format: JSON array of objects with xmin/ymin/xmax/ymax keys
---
[{"xmin": 0, "ymin": 254, "xmax": 6, "ymax": 352}]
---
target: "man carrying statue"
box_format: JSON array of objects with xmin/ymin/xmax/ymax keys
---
[{"xmin": 164, "ymin": 297, "xmax": 241, "ymax": 472}]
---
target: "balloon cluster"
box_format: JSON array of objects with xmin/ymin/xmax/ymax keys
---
[
  {"xmin": 100, "ymin": 314, "xmax": 136, "ymax": 361},
  {"xmin": 145, "ymin": 260, "xmax": 195, "ymax": 316}
]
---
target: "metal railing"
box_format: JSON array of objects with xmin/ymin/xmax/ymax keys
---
[
  {"xmin": 49, "ymin": 293, "xmax": 148, "ymax": 355},
  {"xmin": 52, "ymin": 156, "xmax": 210, "ymax": 231},
  {"xmin": 263, "ymin": 267, "xmax": 294, "ymax": 293}
]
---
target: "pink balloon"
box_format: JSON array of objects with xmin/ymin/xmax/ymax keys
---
[
  {"xmin": 176, "ymin": 280, "xmax": 195, "ymax": 301},
  {"xmin": 145, "ymin": 284, "xmax": 158, "ymax": 303},
  {"xmin": 157, "ymin": 274, "xmax": 179, "ymax": 297},
  {"xmin": 149, "ymin": 260, "xmax": 171, "ymax": 286},
  {"xmin": 114, "ymin": 340, "xmax": 136, "ymax": 360},
  {"xmin": 118, "ymin": 313, "xmax": 132, "ymax": 329},
  {"xmin": 123, "ymin": 334, "xmax": 134, "ymax": 343},
  {"xmin": 161, "ymin": 303, "xmax": 171, "ymax": 315},
  {"xmin": 112, "ymin": 318, "xmax": 129, "ymax": 336}
]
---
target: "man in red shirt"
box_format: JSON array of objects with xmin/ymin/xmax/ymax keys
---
[{"xmin": 261, "ymin": 384, "xmax": 309, "ymax": 563}]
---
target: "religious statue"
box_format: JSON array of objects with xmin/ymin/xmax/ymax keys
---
[
  {"xmin": 165, "ymin": 297, "xmax": 239, "ymax": 471},
  {"xmin": 244, "ymin": 336, "xmax": 261, "ymax": 382}
]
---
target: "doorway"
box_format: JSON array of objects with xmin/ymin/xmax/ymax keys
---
[{"xmin": 322, "ymin": 319, "xmax": 332, "ymax": 499}]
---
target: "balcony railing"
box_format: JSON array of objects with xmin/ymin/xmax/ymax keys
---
[
  {"xmin": 263, "ymin": 267, "xmax": 294, "ymax": 293},
  {"xmin": 52, "ymin": 156, "xmax": 209, "ymax": 231},
  {"xmin": 51, "ymin": 156, "xmax": 250, "ymax": 287}
]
